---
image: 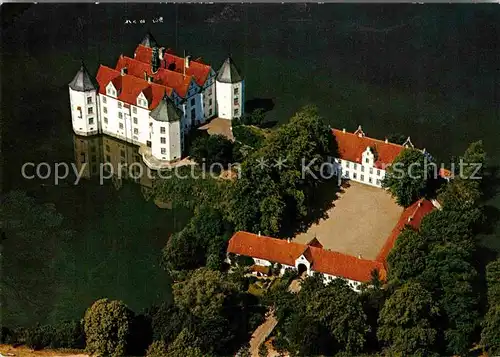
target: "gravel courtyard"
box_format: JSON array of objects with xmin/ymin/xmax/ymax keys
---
[{"xmin": 294, "ymin": 181, "xmax": 403, "ymax": 260}]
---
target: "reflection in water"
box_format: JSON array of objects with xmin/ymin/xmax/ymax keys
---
[{"xmin": 73, "ymin": 134, "xmax": 155, "ymax": 201}]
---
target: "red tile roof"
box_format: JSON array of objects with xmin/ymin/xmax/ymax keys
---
[
  {"xmin": 134, "ymin": 45, "xmax": 212, "ymax": 87},
  {"xmin": 115, "ymin": 56, "xmax": 191, "ymax": 98},
  {"xmin": 96, "ymin": 65, "xmax": 169, "ymax": 110},
  {"xmin": 376, "ymin": 198, "xmax": 435, "ymax": 264},
  {"xmin": 228, "ymin": 199, "xmax": 435, "ymax": 284},
  {"xmin": 228, "ymin": 231, "xmax": 387, "ymax": 283},
  {"xmin": 332, "ymin": 129, "xmax": 406, "ymax": 169}
]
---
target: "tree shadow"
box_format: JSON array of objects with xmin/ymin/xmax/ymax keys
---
[
  {"xmin": 259, "ymin": 120, "xmax": 278, "ymax": 129},
  {"xmin": 281, "ymin": 178, "xmax": 343, "ymax": 237},
  {"xmin": 244, "ymin": 98, "xmax": 275, "ymax": 114},
  {"xmin": 481, "ymin": 165, "xmax": 500, "ymax": 200}
]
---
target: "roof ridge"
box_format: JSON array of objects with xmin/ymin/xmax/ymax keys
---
[
  {"xmin": 136, "ymin": 44, "xmax": 212, "ymax": 70},
  {"xmin": 122, "ymin": 55, "xmax": 195, "ymax": 82},
  {"xmin": 332, "ymin": 128, "xmax": 407, "ymax": 150}
]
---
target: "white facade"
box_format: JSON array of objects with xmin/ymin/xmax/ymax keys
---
[
  {"xmin": 70, "ymin": 43, "xmax": 243, "ymax": 165},
  {"xmin": 215, "ymin": 80, "xmax": 244, "ymax": 120},
  {"xmin": 69, "ymin": 87, "xmax": 99, "ymax": 136},
  {"xmin": 334, "ymin": 154, "xmax": 386, "ymax": 188},
  {"xmin": 151, "ymin": 119, "xmax": 181, "ymax": 162},
  {"xmin": 229, "ymin": 253, "xmax": 364, "ymax": 292}
]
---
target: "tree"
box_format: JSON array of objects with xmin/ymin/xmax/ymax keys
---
[
  {"xmin": 482, "ymin": 304, "xmax": 500, "ymax": 355},
  {"xmin": 146, "ymin": 340, "xmax": 168, "ymax": 357},
  {"xmin": 242, "ymin": 108, "xmax": 266, "ymax": 126},
  {"xmin": 382, "ymin": 148, "xmax": 430, "ymax": 207},
  {"xmin": 486, "ymin": 258, "xmax": 500, "ymax": 306},
  {"xmin": 173, "ymin": 268, "xmax": 239, "ymax": 319},
  {"xmin": 189, "ymin": 134, "xmax": 234, "ymax": 167},
  {"xmin": 387, "ymin": 228, "xmax": 428, "ymax": 283},
  {"xmin": 305, "ymin": 279, "xmax": 369, "ymax": 354},
  {"xmin": 165, "ymin": 328, "xmax": 208, "ymax": 357},
  {"xmin": 258, "ymin": 342, "xmax": 269, "ymax": 357},
  {"xmin": 83, "ymin": 298, "xmax": 133, "ymax": 357},
  {"xmin": 439, "ymin": 140, "xmax": 486, "ymax": 210},
  {"xmin": 420, "ymin": 243, "xmax": 479, "ymax": 355},
  {"xmin": 378, "ymin": 282, "xmax": 440, "ymax": 357}
]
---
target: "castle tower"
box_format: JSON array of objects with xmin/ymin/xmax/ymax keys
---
[
  {"xmin": 215, "ymin": 57, "xmax": 244, "ymax": 120},
  {"xmin": 149, "ymin": 94, "xmax": 183, "ymax": 162},
  {"xmin": 140, "ymin": 32, "xmax": 158, "ymax": 48},
  {"xmin": 69, "ymin": 61, "xmax": 99, "ymax": 136}
]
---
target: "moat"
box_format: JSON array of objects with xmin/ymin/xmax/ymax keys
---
[{"xmin": 2, "ymin": 4, "xmax": 499, "ymax": 327}]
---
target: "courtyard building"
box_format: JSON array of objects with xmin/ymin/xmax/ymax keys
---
[{"xmin": 227, "ymin": 198, "xmax": 435, "ymax": 291}]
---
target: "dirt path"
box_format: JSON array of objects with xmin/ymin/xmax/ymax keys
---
[
  {"xmin": 249, "ymin": 313, "xmax": 278, "ymax": 357},
  {"xmin": 0, "ymin": 345, "xmax": 88, "ymax": 357}
]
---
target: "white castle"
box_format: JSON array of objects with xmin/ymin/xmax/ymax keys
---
[{"xmin": 68, "ymin": 32, "xmax": 244, "ymax": 167}]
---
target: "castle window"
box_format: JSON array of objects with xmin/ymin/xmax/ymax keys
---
[
  {"xmin": 118, "ymin": 112, "xmax": 123, "ymax": 119},
  {"xmin": 102, "ymin": 96, "xmax": 107, "ymax": 104},
  {"xmin": 134, "ymin": 128, "xmax": 138, "ymax": 134},
  {"xmin": 353, "ymin": 172, "xmax": 357, "ymax": 179},
  {"xmin": 365, "ymin": 158, "xmax": 369, "ymax": 163},
  {"xmin": 353, "ymin": 163, "xmax": 357, "ymax": 170},
  {"xmin": 377, "ymin": 169, "xmax": 381, "ymax": 176},
  {"xmin": 369, "ymin": 178, "xmax": 372, "ymax": 183},
  {"xmin": 234, "ymin": 108, "xmax": 239, "ymax": 116},
  {"xmin": 376, "ymin": 179, "xmax": 381, "ymax": 186},
  {"xmin": 160, "ymin": 127, "xmax": 166, "ymax": 134},
  {"xmin": 88, "ymin": 107, "xmax": 93, "ymax": 115},
  {"xmin": 118, "ymin": 102, "xmax": 122, "ymax": 109},
  {"xmin": 160, "ymin": 137, "xmax": 166, "ymax": 144},
  {"xmin": 106, "ymin": 145, "xmax": 110, "ymax": 152},
  {"xmin": 361, "ymin": 174, "xmax": 365, "ymax": 181},
  {"xmin": 88, "ymin": 117, "xmax": 94, "ymax": 125},
  {"xmin": 345, "ymin": 171, "xmax": 349, "ymax": 177},
  {"xmin": 369, "ymin": 168, "xmax": 373, "ymax": 174},
  {"xmin": 361, "ymin": 165, "xmax": 364, "ymax": 172},
  {"xmin": 103, "ymin": 107, "xmax": 107, "ymax": 114},
  {"xmin": 87, "ymin": 97, "xmax": 92, "ymax": 105},
  {"xmin": 209, "ymin": 108, "xmax": 212, "ymax": 116},
  {"xmin": 190, "ymin": 98, "xmax": 195, "ymax": 106},
  {"xmin": 346, "ymin": 161, "xmax": 350, "ymax": 168},
  {"xmin": 133, "ymin": 117, "xmax": 138, "ymax": 124},
  {"xmin": 161, "ymin": 148, "xmax": 166, "ymax": 154},
  {"xmin": 104, "ymin": 117, "xmax": 108, "ymax": 124},
  {"xmin": 119, "ymin": 123, "xmax": 124, "ymax": 129},
  {"xmin": 191, "ymin": 108, "xmax": 196, "ymax": 120},
  {"xmin": 133, "ymin": 107, "xmax": 137, "ymax": 114},
  {"xmin": 234, "ymin": 87, "xmax": 239, "ymax": 95},
  {"xmin": 234, "ymin": 98, "xmax": 239, "ymax": 106},
  {"xmin": 209, "ymin": 99, "xmax": 212, "ymax": 106},
  {"xmin": 120, "ymin": 149, "xmax": 125, "ymax": 158}
]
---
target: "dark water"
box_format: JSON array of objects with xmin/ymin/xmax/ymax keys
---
[{"xmin": 1, "ymin": 4, "xmax": 499, "ymax": 326}]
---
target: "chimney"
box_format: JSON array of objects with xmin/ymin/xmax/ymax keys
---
[
  {"xmin": 120, "ymin": 67, "xmax": 128, "ymax": 76},
  {"xmin": 147, "ymin": 75, "xmax": 152, "ymax": 84},
  {"xmin": 143, "ymin": 71, "xmax": 147, "ymax": 81},
  {"xmin": 342, "ymin": 128, "xmax": 346, "ymax": 133},
  {"xmin": 418, "ymin": 201, "xmax": 422, "ymax": 207},
  {"xmin": 258, "ymin": 231, "xmax": 261, "ymax": 237},
  {"xmin": 385, "ymin": 138, "xmax": 388, "ymax": 143},
  {"xmin": 287, "ymin": 238, "xmax": 291, "ymax": 243},
  {"xmin": 159, "ymin": 47, "xmax": 165, "ymax": 60},
  {"xmin": 357, "ymin": 254, "xmax": 362, "ymax": 259},
  {"xmin": 408, "ymin": 216, "xmax": 413, "ymax": 223},
  {"xmin": 185, "ymin": 55, "xmax": 191, "ymax": 69}
]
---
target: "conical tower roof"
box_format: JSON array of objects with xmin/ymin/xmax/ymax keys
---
[
  {"xmin": 216, "ymin": 57, "xmax": 242, "ymax": 84},
  {"xmin": 69, "ymin": 62, "xmax": 97, "ymax": 92},
  {"xmin": 150, "ymin": 95, "xmax": 182, "ymax": 122},
  {"xmin": 140, "ymin": 32, "xmax": 158, "ymax": 48}
]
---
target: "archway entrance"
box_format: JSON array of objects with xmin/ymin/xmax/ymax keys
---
[{"xmin": 297, "ymin": 263, "xmax": 308, "ymax": 277}]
